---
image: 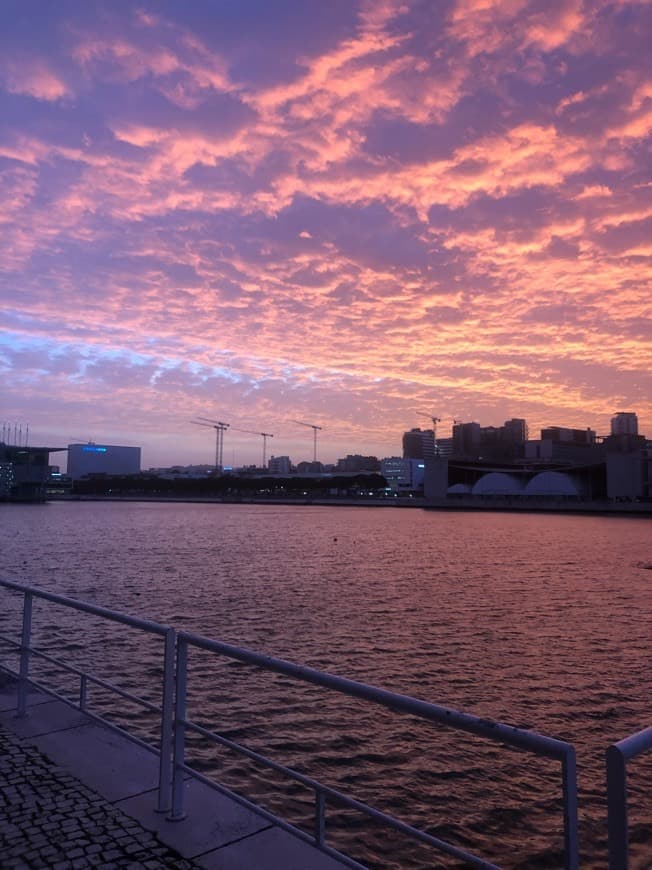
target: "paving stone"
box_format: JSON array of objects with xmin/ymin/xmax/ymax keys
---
[{"xmin": 0, "ymin": 725, "xmax": 200, "ymax": 869}]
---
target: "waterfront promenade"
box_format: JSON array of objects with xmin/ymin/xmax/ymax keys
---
[
  {"xmin": 0, "ymin": 724, "xmax": 197, "ymax": 869},
  {"xmin": 0, "ymin": 675, "xmax": 355, "ymax": 869}
]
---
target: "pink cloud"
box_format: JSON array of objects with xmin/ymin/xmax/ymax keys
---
[
  {"xmin": 2, "ymin": 1, "xmax": 650, "ymax": 459},
  {"xmin": 574, "ymin": 185, "xmax": 613, "ymax": 199},
  {"xmin": 524, "ymin": 0, "xmax": 584, "ymax": 51},
  {"xmin": 1, "ymin": 58, "xmax": 70, "ymax": 101}
]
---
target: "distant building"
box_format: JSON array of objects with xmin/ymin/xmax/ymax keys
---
[
  {"xmin": 452, "ymin": 419, "xmax": 528, "ymax": 460},
  {"xmin": 295, "ymin": 460, "xmax": 324, "ymax": 474},
  {"xmin": 380, "ymin": 457, "xmax": 426, "ymax": 493},
  {"xmin": 606, "ymin": 451, "xmax": 647, "ymax": 500},
  {"xmin": 435, "ymin": 437, "xmax": 454, "ymax": 457},
  {"xmin": 67, "ymin": 443, "xmax": 141, "ymax": 479},
  {"xmin": 611, "ymin": 412, "xmax": 638, "ymax": 436},
  {"xmin": 402, "ymin": 428, "xmax": 435, "ymax": 459},
  {"xmin": 503, "ymin": 418, "xmax": 528, "ymax": 444},
  {"xmin": 268, "ymin": 455, "xmax": 292, "ymax": 475},
  {"xmin": 335, "ymin": 454, "xmax": 380, "ymax": 472},
  {"xmin": 426, "ymin": 411, "xmax": 650, "ymax": 507},
  {"xmin": 149, "ymin": 465, "xmax": 215, "ymax": 479},
  {"xmin": 540, "ymin": 426, "xmax": 596, "ymax": 445},
  {"xmin": 603, "ymin": 415, "xmax": 647, "ymax": 489},
  {"xmin": 452, "ymin": 422, "xmax": 481, "ymax": 456},
  {"xmin": 0, "ymin": 443, "xmax": 64, "ymax": 501}
]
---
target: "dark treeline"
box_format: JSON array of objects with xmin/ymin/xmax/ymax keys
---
[{"xmin": 72, "ymin": 472, "xmax": 388, "ymax": 498}]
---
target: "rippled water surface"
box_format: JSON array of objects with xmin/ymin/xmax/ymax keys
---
[{"xmin": 1, "ymin": 501, "xmax": 651, "ymax": 868}]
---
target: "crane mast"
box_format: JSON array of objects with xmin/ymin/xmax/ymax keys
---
[
  {"xmin": 230, "ymin": 427, "xmax": 274, "ymax": 469},
  {"xmin": 418, "ymin": 412, "xmax": 442, "ymax": 454},
  {"xmin": 291, "ymin": 420, "xmax": 322, "ymax": 462},
  {"xmin": 191, "ymin": 417, "xmax": 230, "ymax": 471}
]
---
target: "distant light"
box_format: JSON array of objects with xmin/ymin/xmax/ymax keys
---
[
  {"xmin": 82, "ymin": 446, "xmax": 107, "ymax": 452},
  {"xmin": 418, "ymin": 463, "xmax": 425, "ymax": 468}
]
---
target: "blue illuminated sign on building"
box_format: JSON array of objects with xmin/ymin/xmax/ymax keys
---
[{"xmin": 82, "ymin": 446, "xmax": 107, "ymax": 453}]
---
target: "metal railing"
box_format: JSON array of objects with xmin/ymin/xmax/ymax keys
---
[
  {"xmin": 606, "ymin": 724, "xmax": 652, "ymax": 869},
  {"xmin": 170, "ymin": 630, "xmax": 580, "ymax": 869},
  {"xmin": 0, "ymin": 577, "xmax": 175, "ymax": 813},
  {"xmin": 0, "ymin": 578, "xmax": 588, "ymax": 868}
]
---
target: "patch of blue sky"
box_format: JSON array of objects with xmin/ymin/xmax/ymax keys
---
[{"xmin": 150, "ymin": 356, "xmax": 245, "ymax": 384}]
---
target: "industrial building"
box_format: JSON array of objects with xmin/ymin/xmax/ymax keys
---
[
  {"xmin": 67, "ymin": 443, "xmax": 141, "ymax": 480},
  {"xmin": 0, "ymin": 443, "xmax": 65, "ymax": 501},
  {"xmin": 424, "ymin": 412, "xmax": 651, "ymax": 507}
]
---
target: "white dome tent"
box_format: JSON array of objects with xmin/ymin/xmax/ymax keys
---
[
  {"xmin": 447, "ymin": 483, "xmax": 472, "ymax": 494},
  {"xmin": 471, "ymin": 472, "xmax": 523, "ymax": 496},
  {"xmin": 524, "ymin": 471, "xmax": 581, "ymax": 497}
]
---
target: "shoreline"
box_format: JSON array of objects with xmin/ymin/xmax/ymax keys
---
[{"xmin": 42, "ymin": 494, "xmax": 652, "ymax": 516}]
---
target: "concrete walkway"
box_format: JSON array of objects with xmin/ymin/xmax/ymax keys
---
[
  {"xmin": 0, "ymin": 675, "xmax": 359, "ymax": 869},
  {"xmin": 0, "ymin": 725, "xmax": 197, "ymax": 869}
]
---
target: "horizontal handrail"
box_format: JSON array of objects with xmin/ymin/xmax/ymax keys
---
[
  {"xmin": 172, "ymin": 630, "xmax": 579, "ymax": 868},
  {"xmin": 0, "ymin": 665, "xmax": 164, "ymax": 758},
  {"xmin": 0, "ymin": 576, "xmax": 170, "ymax": 636},
  {"xmin": 173, "ymin": 760, "xmax": 368, "ymax": 870},
  {"xmin": 0, "ymin": 578, "xmax": 586, "ymax": 868},
  {"xmin": 177, "ymin": 631, "xmax": 572, "ymax": 759},
  {"xmin": 181, "ymin": 715, "xmax": 501, "ymax": 867},
  {"xmin": 612, "ymin": 725, "xmax": 652, "ymax": 760},
  {"xmin": 0, "ymin": 637, "xmax": 161, "ymax": 715}
]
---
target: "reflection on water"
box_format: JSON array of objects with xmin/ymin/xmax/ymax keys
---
[{"xmin": 1, "ymin": 502, "xmax": 651, "ymax": 868}]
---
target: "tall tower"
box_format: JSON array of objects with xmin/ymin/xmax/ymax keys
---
[
  {"xmin": 611, "ymin": 412, "xmax": 638, "ymax": 436},
  {"xmin": 503, "ymin": 418, "xmax": 528, "ymax": 443},
  {"xmin": 402, "ymin": 428, "xmax": 435, "ymax": 459}
]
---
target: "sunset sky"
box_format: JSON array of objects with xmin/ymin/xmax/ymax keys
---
[{"xmin": 1, "ymin": 0, "xmax": 650, "ymax": 468}]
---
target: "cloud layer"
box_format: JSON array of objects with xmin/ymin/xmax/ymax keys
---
[{"xmin": 1, "ymin": 0, "xmax": 650, "ymax": 466}]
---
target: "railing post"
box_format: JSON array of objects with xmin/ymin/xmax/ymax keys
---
[
  {"xmin": 169, "ymin": 635, "xmax": 188, "ymax": 821},
  {"xmin": 79, "ymin": 674, "xmax": 88, "ymax": 711},
  {"xmin": 17, "ymin": 591, "xmax": 33, "ymax": 718},
  {"xmin": 606, "ymin": 745, "xmax": 628, "ymax": 869},
  {"xmin": 314, "ymin": 789, "xmax": 326, "ymax": 847},
  {"xmin": 157, "ymin": 627, "xmax": 176, "ymax": 814},
  {"xmin": 562, "ymin": 747, "xmax": 579, "ymax": 870}
]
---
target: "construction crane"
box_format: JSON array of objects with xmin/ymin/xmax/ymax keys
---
[
  {"xmin": 418, "ymin": 412, "xmax": 442, "ymax": 454},
  {"xmin": 190, "ymin": 417, "xmax": 229, "ymax": 471},
  {"xmin": 230, "ymin": 427, "xmax": 274, "ymax": 469},
  {"xmin": 291, "ymin": 420, "xmax": 322, "ymax": 462}
]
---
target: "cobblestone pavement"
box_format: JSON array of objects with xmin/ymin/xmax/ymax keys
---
[{"xmin": 0, "ymin": 725, "xmax": 198, "ymax": 869}]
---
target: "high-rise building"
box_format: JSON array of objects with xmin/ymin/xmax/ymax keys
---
[
  {"xmin": 452, "ymin": 422, "xmax": 481, "ymax": 456},
  {"xmin": 611, "ymin": 412, "xmax": 638, "ymax": 436},
  {"xmin": 503, "ymin": 418, "xmax": 528, "ymax": 444},
  {"xmin": 402, "ymin": 428, "xmax": 435, "ymax": 459}
]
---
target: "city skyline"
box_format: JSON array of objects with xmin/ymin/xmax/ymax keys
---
[
  {"xmin": 2, "ymin": 408, "xmax": 644, "ymax": 474},
  {"xmin": 1, "ymin": 1, "xmax": 650, "ymax": 468}
]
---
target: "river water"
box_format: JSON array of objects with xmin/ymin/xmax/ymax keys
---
[{"xmin": 0, "ymin": 501, "xmax": 651, "ymax": 868}]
